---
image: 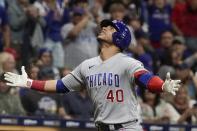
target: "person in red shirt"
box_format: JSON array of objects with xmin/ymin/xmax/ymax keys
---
[{"xmin": 172, "ymin": 0, "xmax": 197, "ymax": 51}]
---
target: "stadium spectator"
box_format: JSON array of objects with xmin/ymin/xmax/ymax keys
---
[
  {"xmin": 0, "ymin": 52, "xmax": 17, "ymax": 74},
  {"xmin": 109, "ymin": 2, "xmax": 125, "ymax": 21},
  {"xmin": 160, "ymin": 30, "xmax": 174, "ymax": 52},
  {"xmin": 169, "ymin": 46, "xmax": 183, "ymax": 67},
  {"xmin": 43, "ymin": 0, "xmax": 70, "ymax": 68},
  {"xmin": 27, "ymin": 63, "xmax": 40, "ymax": 80},
  {"xmin": 60, "ymin": 65, "xmax": 93, "ymax": 120},
  {"xmin": 22, "ymin": 5, "xmax": 46, "ymax": 66},
  {"xmin": 157, "ymin": 30, "xmax": 174, "ymax": 65},
  {"xmin": 171, "ymin": 38, "xmax": 193, "ymax": 60},
  {"xmin": 63, "ymin": 88, "xmax": 94, "ymax": 120},
  {"xmin": 0, "ymin": 5, "xmax": 10, "ymax": 51},
  {"xmin": 103, "ymin": 0, "xmax": 139, "ymax": 16},
  {"xmin": 61, "ymin": 7, "xmax": 98, "ymax": 69},
  {"xmin": 4, "ymin": 47, "xmax": 19, "ymax": 60},
  {"xmin": 158, "ymin": 38, "xmax": 193, "ymax": 70},
  {"xmin": 33, "ymin": 0, "xmax": 49, "ymax": 17},
  {"xmin": 129, "ymin": 18, "xmax": 142, "ymax": 31},
  {"xmin": 133, "ymin": 42, "xmax": 153, "ymax": 72},
  {"xmin": 90, "ymin": 0, "xmax": 108, "ymax": 23},
  {"xmin": 175, "ymin": 64, "xmax": 190, "ymax": 84},
  {"xmin": 139, "ymin": 89, "xmax": 172, "ymax": 124},
  {"xmin": 175, "ymin": 63, "xmax": 197, "ymax": 99},
  {"xmin": 37, "ymin": 48, "xmax": 60, "ymax": 79},
  {"xmin": 172, "ymin": 0, "xmax": 197, "ymax": 52},
  {"xmin": 167, "ymin": 87, "xmax": 197, "ymax": 124},
  {"xmin": 134, "ymin": 29, "xmax": 159, "ymax": 73},
  {"xmin": 141, "ymin": 0, "xmax": 172, "ymax": 48},
  {"xmin": 34, "ymin": 0, "xmax": 68, "ymax": 17},
  {"xmin": 134, "ymin": 29, "xmax": 155, "ymax": 54},
  {"xmin": 130, "ymin": 18, "xmax": 156, "ymax": 62},
  {"xmin": 0, "ymin": 73, "xmax": 25, "ymax": 116},
  {"xmin": 7, "ymin": 0, "xmax": 29, "ymax": 50}
]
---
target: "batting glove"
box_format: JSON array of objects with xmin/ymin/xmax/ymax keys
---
[
  {"xmin": 162, "ymin": 72, "xmax": 181, "ymax": 95},
  {"xmin": 4, "ymin": 66, "xmax": 32, "ymax": 88}
]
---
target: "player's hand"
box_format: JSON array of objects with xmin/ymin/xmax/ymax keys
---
[
  {"xmin": 162, "ymin": 72, "xmax": 181, "ymax": 95},
  {"xmin": 4, "ymin": 66, "xmax": 31, "ymax": 88}
]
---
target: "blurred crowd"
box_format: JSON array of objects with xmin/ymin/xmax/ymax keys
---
[{"xmin": 0, "ymin": 0, "xmax": 197, "ymax": 125}]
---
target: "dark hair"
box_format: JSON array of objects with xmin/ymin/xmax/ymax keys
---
[
  {"xmin": 26, "ymin": 63, "xmax": 39, "ymax": 77},
  {"xmin": 38, "ymin": 67, "xmax": 55, "ymax": 80},
  {"xmin": 161, "ymin": 30, "xmax": 174, "ymax": 36},
  {"xmin": 140, "ymin": 88, "xmax": 161, "ymax": 107},
  {"xmin": 38, "ymin": 48, "xmax": 52, "ymax": 59}
]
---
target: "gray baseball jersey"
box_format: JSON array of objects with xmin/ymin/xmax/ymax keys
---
[{"xmin": 62, "ymin": 53, "xmax": 145, "ymax": 124}]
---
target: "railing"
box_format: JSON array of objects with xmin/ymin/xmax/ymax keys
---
[
  {"xmin": 142, "ymin": 123, "xmax": 197, "ymax": 131},
  {"xmin": 0, "ymin": 115, "xmax": 197, "ymax": 131}
]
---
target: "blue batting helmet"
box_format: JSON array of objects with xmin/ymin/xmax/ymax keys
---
[{"xmin": 100, "ymin": 19, "xmax": 131, "ymax": 50}]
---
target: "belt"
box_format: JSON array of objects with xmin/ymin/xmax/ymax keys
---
[{"xmin": 96, "ymin": 119, "xmax": 138, "ymax": 131}]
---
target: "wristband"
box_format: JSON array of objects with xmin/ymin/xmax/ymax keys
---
[{"xmin": 30, "ymin": 80, "xmax": 46, "ymax": 91}]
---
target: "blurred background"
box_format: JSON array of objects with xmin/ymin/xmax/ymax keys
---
[{"xmin": 0, "ymin": 0, "xmax": 197, "ymax": 130}]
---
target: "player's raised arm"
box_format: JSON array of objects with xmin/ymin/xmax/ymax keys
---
[
  {"xmin": 4, "ymin": 66, "xmax": 70, "ymax": 93},
  {"xmin": 134, "ymin": 70, "xmax": 181, "ymax": 95}
]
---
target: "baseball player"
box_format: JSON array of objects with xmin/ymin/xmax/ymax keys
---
[{"xmin": 4, "ymin": 19, "xmax": 181, "ymax": 131}]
